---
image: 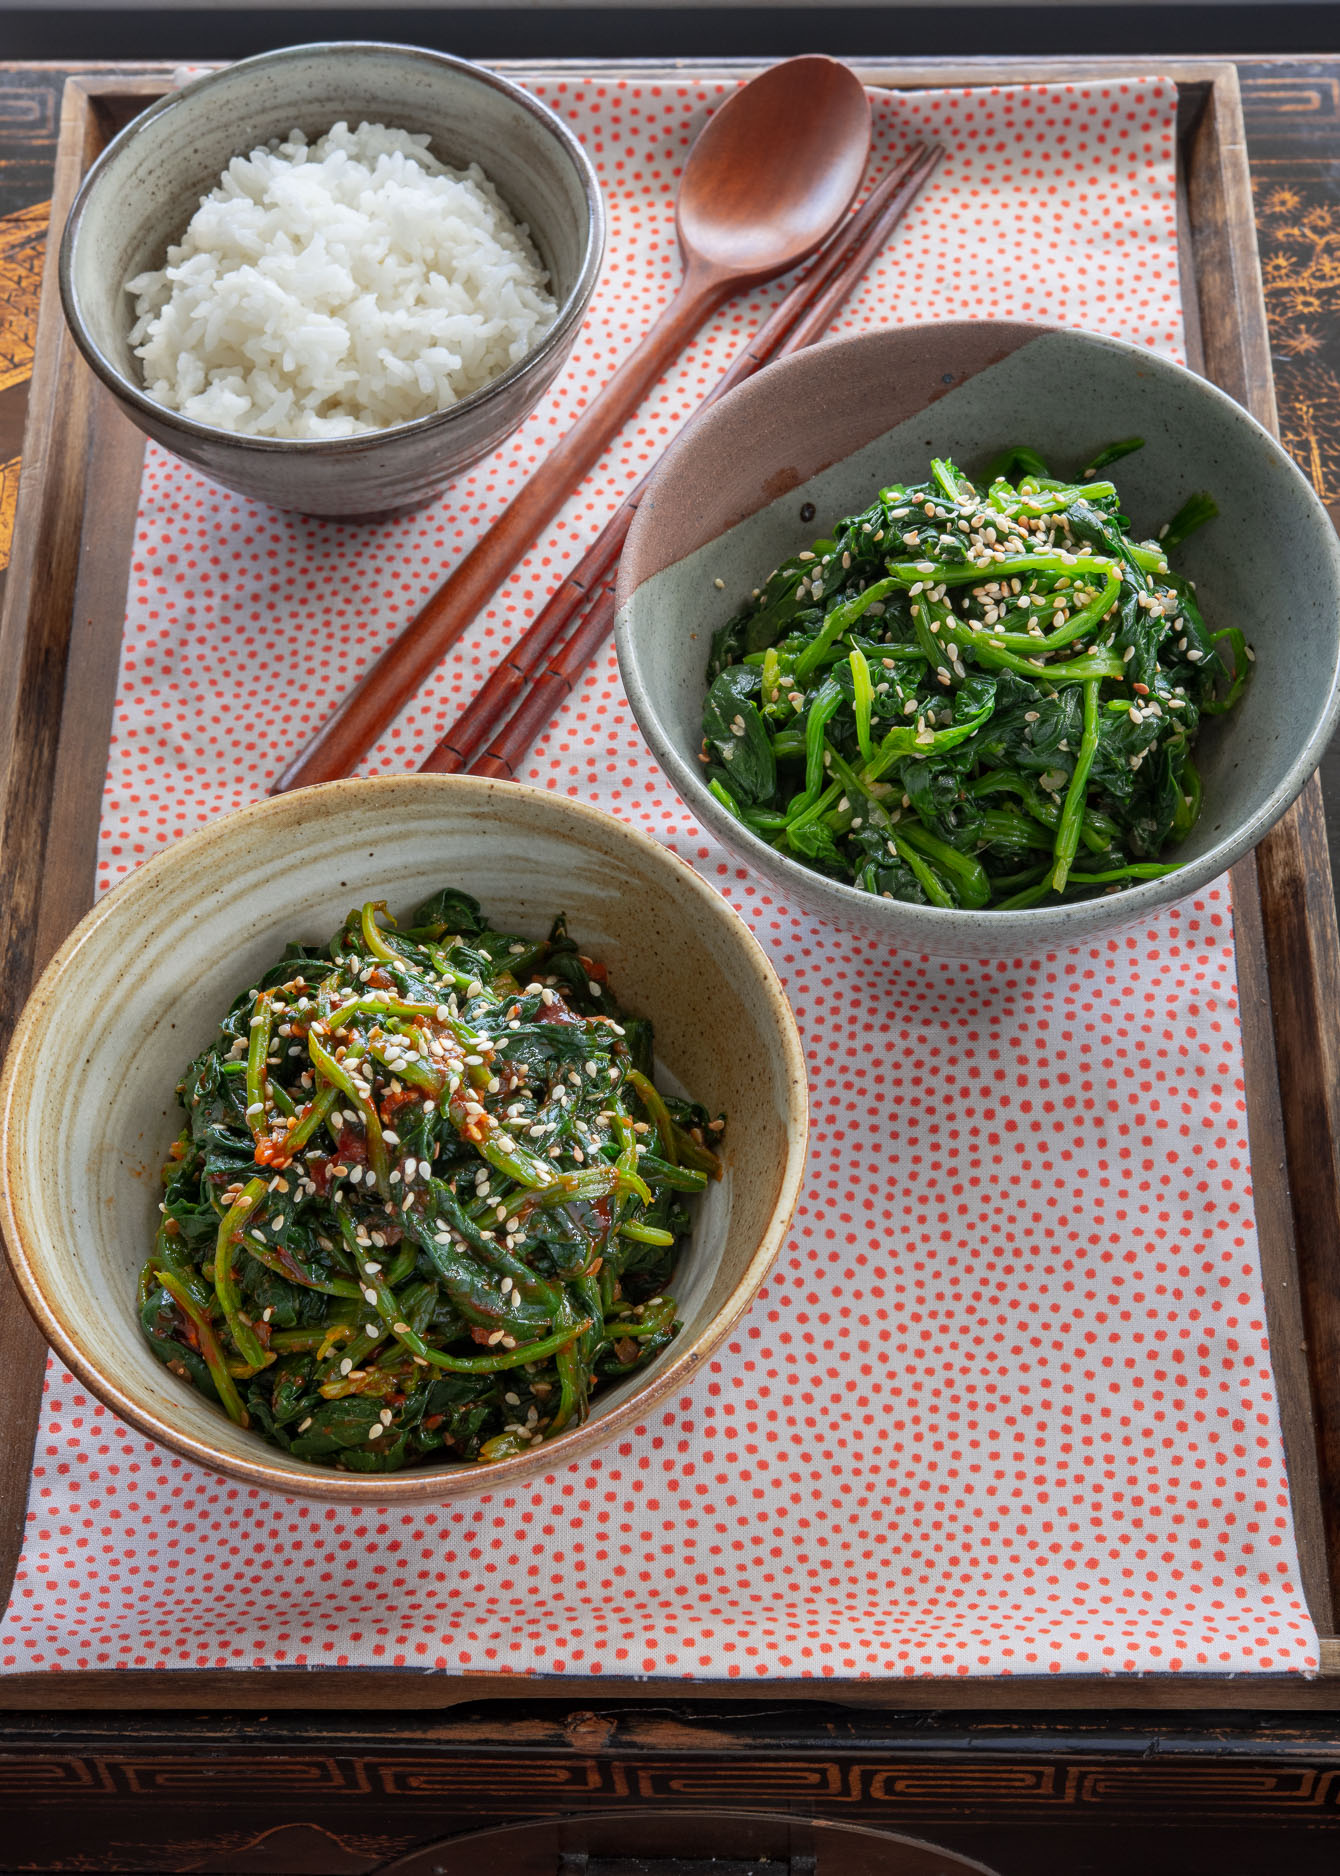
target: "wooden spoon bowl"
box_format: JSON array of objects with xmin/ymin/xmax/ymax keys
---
[{"xmin": 678, "ymin": 56, "xmax": 874, "ymax": 282}]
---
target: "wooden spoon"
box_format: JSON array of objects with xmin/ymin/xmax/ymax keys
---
[{"xmin": 273, "ymin": 57, "xmax": 872, "ymax": 792}]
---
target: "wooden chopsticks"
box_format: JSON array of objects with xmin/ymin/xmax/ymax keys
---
[
  {"xmin": 424, "ymin": 138, "xmax": 944, "ymax": 781},
  {"xmin": 470, "ymin": 585, "xmax": 618, "ymax": 780}
]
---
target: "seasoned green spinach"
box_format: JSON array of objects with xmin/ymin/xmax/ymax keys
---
[
  {"xmin": 702, "ymin": 448, "xmax": 1247, "ymax": 908},
  {"xmin": 140, "ymin": 893, "xmax": 722, "ymax": 1471}
]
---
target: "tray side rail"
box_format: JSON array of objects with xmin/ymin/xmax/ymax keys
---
[
  {"xmin": 1180, "ymin": 64, "xmax": 1340, "ymax": 1626},
  {"xmin": 0, "ymin": 73, "xmax": 149, "ymax": 1597}
]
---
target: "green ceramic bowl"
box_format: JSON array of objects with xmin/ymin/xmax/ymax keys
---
[{"xmin": 616, "ymin": 320, "xmax": 1340, "ymax": 957}]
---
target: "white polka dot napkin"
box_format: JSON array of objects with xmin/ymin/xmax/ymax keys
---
[{"xmin": 2, "ymin": 76, "xmax": 1317, "ymax": 1679}]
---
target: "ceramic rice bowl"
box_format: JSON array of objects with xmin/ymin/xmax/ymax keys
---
[
  {"xmin": 616, "ymin": 320, "xmax": 1340, "ymax": 957},
  {"xmin": 58, "ymin": 42, "xmax": 604, "ymax": 518},
  {"xmin": 0, "ymin": 777, "xmax": 807, "ymax": 1501}
]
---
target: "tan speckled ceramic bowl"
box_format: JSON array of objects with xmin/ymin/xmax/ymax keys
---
[{"xmin": 0, "ymin": 777, "xmax": 807, "ymax": 1501}]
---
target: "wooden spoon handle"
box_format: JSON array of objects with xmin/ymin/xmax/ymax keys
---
[{"xmin": 273, "ymin": 257, "xmax": 730, "ymax": 792}]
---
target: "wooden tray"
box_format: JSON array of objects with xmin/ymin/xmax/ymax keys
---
[{"xmin": 1, "ymin": 56, "xmax": 1337, "ymax": 1711}]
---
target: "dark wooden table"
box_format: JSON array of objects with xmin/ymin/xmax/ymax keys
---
[{"xmin": 0, "ymin": 54, "xmax": 1339, "ymax": 1876}]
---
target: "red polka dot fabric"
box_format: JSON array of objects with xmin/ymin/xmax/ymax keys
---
[{"xmin": 1, "ymin": 78, "xmax": 1317, "ymax": 1680}]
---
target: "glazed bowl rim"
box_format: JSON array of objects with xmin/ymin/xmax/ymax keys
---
[
  {"xmin": 57, "ymin": 40, "xmax": 607, "ymax": 458},
  {"xmin": 616, "ymin": 317, "xmax": 1340, "ymax": 947},
  {"xmin": 0, "ymin": 775, "xmax": 809, "ymax": 1502}
]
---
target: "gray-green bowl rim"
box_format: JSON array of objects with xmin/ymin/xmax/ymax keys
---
[
  {"xmin": 616, "ymin": 319, "xmax": 1340, "ymax": 949},
  {"xmin": 58, "ymin": 40, "xmax": 607, "ymax": 457}
]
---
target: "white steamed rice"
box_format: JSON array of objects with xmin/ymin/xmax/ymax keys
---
[{"xmin": 126, "ymin": 120, "xmax": 559, "ymax": 438}]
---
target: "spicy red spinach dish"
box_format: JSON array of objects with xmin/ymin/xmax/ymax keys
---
[
  {"xmin": 140, "ymin": 890, "xmax": 722, "ymax": 1472},
  {"xmin": 702, "ymin": 444, "xmax": 1249, "ymax": 909}
]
